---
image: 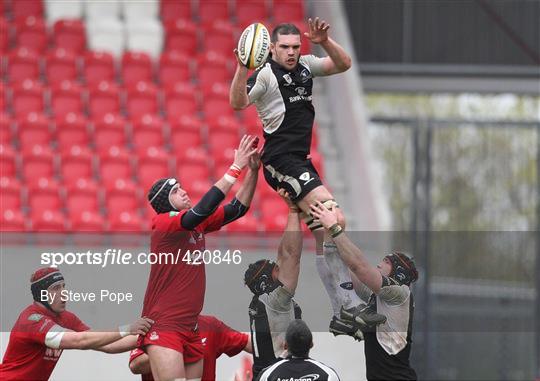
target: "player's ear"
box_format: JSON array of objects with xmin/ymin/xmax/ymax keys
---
[
  {"xmin": 284, "ymin": 342, "xmax": 288, "ymax": 350},
  {"xmin": 310, "ymin": 341, "xmax": 314, "ymax": 349}
]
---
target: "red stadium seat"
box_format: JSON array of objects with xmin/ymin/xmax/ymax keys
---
[
  {"xmin": 45, "ymin": 48, "xmax": 78, "ymax": 85},
  {"xmin": 14, "ymin": 16, "xmax": 48, "ymax": 53},
  {"xmin": 0, "ymin": 176, "xmax": 23, "ymax": 211},
  {"xmin": 1, "ymin": 209, "xmax": 26, "ymax": 231},
  {"xmin": 202, "ymin": 99, "xmax": 235, "ymax": 122},
  {"xmin": 160, "ymin": 0, "xmax": 192, "ymax": 21},
  {"xmin": 137, "ymin": 147, "xmax": 172, "ymax": 190},
  {"xmin": 121, "ymin": 51, "xmax": 153, "ymax": 85},
  {"xmin": 52, "ymin": 19, "xmax": 86, "ymax": 54},
  {"xmin": 55, "ymin": 113, "xmax": 90, "ymax": 149},
  {"xmin": 158, "ymin": 51, "xmax": 190, "ymax": 85},
  {"xmin": 88, "ymin": 81, "xmax": 121, "ymax": 118},
  {"xmin": 7, "ymin": 48, "xmax": 40, "ymax": 83},
  {"xmin": 0, "ymin": 144, "xmax": 18, "ymax": 177},
  {"xmin": 12, "ymin": 0, "xmax": 44, "ymax": 19},
  {"xmin": 260, "ymin": 198, "xmax": 289, "ymax": 232},
  {"xmin": 176, "ymin": 146, "xmax": 207, "ymax": 166},
  {"xmin": 21, "ymin": 144, "xmax": 56, "ymax": 182},
  {"xmin": 50, "ymin": 80, "xmax": 84, "ymax": 117},
  {"xmin": 0, "ymin": 18, "xmax": 9, "ymax": 53},
  {"xmin": 198, "ymin": 1, "xmax": 230, "ymax": 24},
  {"xmin": 83, "ymin": 51, "xmax": 116, "ymax": 86},
  {"xmin": 93, "ymin": 113, "xmax": 128, "ymax": 151},
  {"xmin": 225, "ymin": 213, "xmax": 260, "ymax": 233},
  {"xmin": 200, "ymin": 81, "xmax": 229, "ymax": 102},
  {"xmin": 239, "ymin": 105, "xmax": 260, "ymax": 125},
  {"xmin": 236, "ymin": 1, "xmax": 269, "ymax": 26},
  {"xmin": 11, "ymin": 80, "xmax": 45, "ymax": 116},
  {"xmin": 17, "ymin": 112, "xmax": 51, "ymax": 147},
  {"xmin": 207, "ymin": 131, "xmax": 239, "ymax": 151},
  {"xmin": 209, "ymin": 146, "xmax": 235, "ymax": 166},
  {"xmin": 170, "ymin": 129, "xmax": 202, "ymax": 152},
  {"xmin": 168, "ymin": 114, "xmax": 204, "ymax": 133},
  {"xmin": 183, "ymin": 178, "xmax": 212, "ymax": 200},
  {"xmin": 201, "ymin": 26, "xmax": 235, "ymax": 56},
  {"xmin": 196, "ymin": 52, "xmax": 232, "ymax": 89},
  {"xmin": 60, "ymin": 146, "xmax": 94, "ymax": 186},
  {"xmin": 105, "ymin": 192, "xmax": 140, "ymax": 216},
  {"xmin": 132, "ymin": 114, "xmax": 165, "ymax": 152},
  {"xmin": 69, "ymin": 211, "xmax": 105, "ymax": 231},
  {"xmin": 125, "ymin": 81, "xmax": 159, "ymax": 119},
  {"xmin": 177, "ymin": 162, "xmax": 210, "ymax": 183},
  {"xmin": 28, "ymin": 177, "xmax": 63, "ymax": 211},
  {"xmin": 31, "ymin": 210, "xmax": 66, "ymax": 231},
  {"xmin": 65, "ymin": 179, "xmax": 101, "ymax": 214},
  {"xmin": 0, "ymin": 84, "xmax": 7, "ymax": 112},
  {"xmin": 0, "ymin": 113, "xmax": 13, "ymax": 144},
  {"xmin": 273, "ymin": 0, "xmax": 305, "ymax": 23},
  {"xmin": 210, "ymin": 115, "xmax": 241, "ymax": 133},
  {"xmin": 164, "ymin": 87, "xmax": 198, "ymax": 119},
  {"xmin": 108, "ymin": 211, "xmax": 144, "ymax": 232},
  {"xmin": 98, "ymin": 146, "xmax": 133, "ymax": 181},
  {"xmin": 164, "ymin": 19, "xmax": 197, "ymax": 56}
]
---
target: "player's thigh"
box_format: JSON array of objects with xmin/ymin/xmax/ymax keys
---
[
  {"xmin": 185, "ymin": 358, "xmax": 203, "ymax": 380},
  {"xmin": 147, "ymin": 344, "xmax": 185, "ymax": 380}
]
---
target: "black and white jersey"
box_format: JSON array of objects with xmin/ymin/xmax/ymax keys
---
[
  {"xmin": 247, "ymin": 55, "xmax": 327, "ymax": 164},
  {"xmin": 249, "ymin": 286, "xmax": 302, "ymax": 380},
  {"xmin": 256, "ymin": 356, "xmax": 340, "ymax": 381},
  {"xmin": 362, "ymin": 276, "xmax": 417, "ymax": 380}
]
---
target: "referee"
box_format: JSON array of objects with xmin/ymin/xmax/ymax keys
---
[{"xmin": 256, "ymin": 320, "xmax": 340, "ymax": 381}]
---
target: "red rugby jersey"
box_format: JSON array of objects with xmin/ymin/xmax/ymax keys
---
[
  {"xmin": 141, "ymin": 208, "xmax": 225, "ymax": 332},
  {"xmin": 0, "ymin": 303, "xmax": 89, "ymax": 381}
]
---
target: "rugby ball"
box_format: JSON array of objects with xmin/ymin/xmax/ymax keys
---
[{"xmin": 237, "ymin": 23, "xmax": 270, "ymax": 70}]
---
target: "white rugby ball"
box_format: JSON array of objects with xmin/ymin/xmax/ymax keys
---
[{"xmin": 237, "ymin": 23, "xmax": 270, "ymax": 70}]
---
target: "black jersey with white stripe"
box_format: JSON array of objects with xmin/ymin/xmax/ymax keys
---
[
  {"xmin": 256, "ymin": 357, "xmax": 340, "ymax": 381},
  {"xmin": 246, "ymin": 55, "xmax": 326, "ymax": 164},
  {"xmin": 249, "ymin": 286, "xmax": 302, "ymax": 380}
]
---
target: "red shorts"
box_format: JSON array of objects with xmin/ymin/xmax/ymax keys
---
[
  {"xmin": 129, "ymin": 348, "xmax": 154, "ymax": 381},
  {"xmin": 136, "ymin": 329, "xmax": 204, "ymax": 364}
]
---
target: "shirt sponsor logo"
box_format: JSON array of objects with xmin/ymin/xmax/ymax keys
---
[
  {"xmin": 277, "ymin": 374, "xmax": 320, "ymax": 381},
  {"xmin": 149, "ymin": 331, "xmax": 159, "ymax": 341},
  {"xmin": 44, "ymin": 348, "xmax": 63, "ymax": 361},
  {"xmin": 27, "ymin": 313, "xmax": 43, "ymax": 322}
]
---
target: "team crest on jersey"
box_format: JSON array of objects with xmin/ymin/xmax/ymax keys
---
[
  {"xmin": 27, "ymin": 313, "xmax": 43, "ymax": 322},
  {"xmin": 149, "ymin": 331, "xmax": 159, "ymax": 341},
  {"xmin": 169, "ymin": 211, "xmax": 179, "ymax": 217},
  {"xmin": 282, "ymin": 73, "xmax": 295, "ymax": 86},
  {"xmin": 300, "ymin": 68, "xmax": 312, "ymax": 83}
]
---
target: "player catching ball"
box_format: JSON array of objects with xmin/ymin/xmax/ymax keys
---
[
  {"xmin": 139, "ymin": 135, "xmax": 260, "ymax": 381},
  {"xmin": 230, "ymin": 18, "xmax": 377, "ymax": 336}
]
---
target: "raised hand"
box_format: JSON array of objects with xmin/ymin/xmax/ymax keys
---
[
  {"xmin": 303, "ymin": 17, "xmax": 330, "ymax": 44},
  {"xmin": 310, "ymin": 201, "xmax": 338, "ymax": 229},
  {"xmin": 233, "ymin": 135, "xmax": 259, "ymax": 169}
]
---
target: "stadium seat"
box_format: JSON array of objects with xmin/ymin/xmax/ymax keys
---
[
  {"xmin": 158, "ymin": 51, "xmax": 190, "ymax": 85},
  {"xmin": 0, "ymin": 18, "xmax": 10, "ymax": 53},
  {"xmin": 69, "ymin": 210, "xmax": 105, "ymax": 231},
  {"xmin": 50, "ymin": 80, "xmax": 84, "ymax": 117},
  {"xmin": 125, "ymin": 81, "xmax": 159, "ymax": 119},
  {"xmin": 164, "ymin": 88, "xmax": 198, "ymax": 119},
  {"xmin": 121, "ymin": 51, "xmax": 153, "ymax": 85},
  {"xmin": 60, "ymin": 145, "xmax": 94, "ymax": 186},
  {"xmin": 202, "ymin": 99, "xmax": 235, "ymax": 122},
  {"xmin": 168, "ymin": 114, "xmax": 204, "ymax": 133},
  {"xmin": 21, "ymin": 144, "xmax": 56, "ymax": 182},
  {"xmin": 93, "ymin": 113, "xmax": 128, "ymax": 151},
  {"xmin": 183, "ymin": 178, "xmax": 212, "ymax": 200},
  {"xmin": 0, "ymin": 176, "xmax": 23, "ymax": 211},
  {"xmin": 52, "ymin": 19, "xmax": 86, "ymax": 54},
  {"xmin": 11, "ymin": 80, "xmax": 45, "ymax": 117},
  {"xmin": 170, "ymin": 129, "xmax": 202, "ymax": 152},
  {"xmin": 14, "ymin": 16, "xmax": 48, "ymax": 54},
  {"xmin": 0, "ymin": 113, "xmax": 13, "ymax": 144},
  {"xmin": 31, "ymin": 210, "xmax": 66, "ymax": 231},
  {"xmin": 177, "ymin": 162, "xmax": 210, "ymax": 183},
  {"xmin": 0, "ymin": 144, "xmax": 18, "ymax": 177},
  {"xmin": 210, "ymin": 115, "xmax": 242, "ymax": 133},
  {"xmin": 160, "ymin": 0, "xmax": 192, "ymax": 21},
  {"xmin": 163, "ymin": 19, "xmax": 197, "ymax": 56},
  {"xmin": 85, "ymin": 0, "xmax": 120, "ymax": 20},
  {"xmin": 236, "ymin": 1, "xmax": 269, "ymax": 26},
  {"xmin": 65, "ymin": 179, "xmax": 101, "ymax": 214},
  {"xmin": 12, "ymin": 0, "xmax": 44, "ymax": 19},
  {"xmin": 137, "ymin": 147, "xmax": 172, "ymax": 190},
  {"xmin": 98, "ymin": 146, "xmax": 133, "ymax": 181},
  {"xmin": 55, "ymin": 113, "xmax": 90, "ymax": 149},
  {"xmin": 260, "ymin": 198, "xmax": 289, "ymax": 232},
  {"xmin": 209, "ymin": 146, "xmax": 235, "ymax": 166},
  {"xmin": 83, "ymin": 50, "xmax": 116, "ymax": 86},
  {"xmin": 207, "ymin": 130, "xmax": 239, "ymax": 151},
  {"xmin": 105, "ymin": 191, "xmax": 140, "ymax": 217},
  {"xmin": 17, "ymin": 112, "xmax": 51, "ymax": 147},
  {"xmin": 122, "ymin": 0, "xmax": 158, "ymax": 21},
  {"xmin": 108, "ymin": 211, "xmax": 144, "ymax": 232},
  {"xmin": 125, "ymin": 18, "xmax": 163, "ymax": 60},
  {"xmin": 28, "ymin": 177, "xmax": 63, "ymax": 211},
  {"xmin": 200, "ymin": 81, "xmax": 229, "ymax": 102},
  {"xmin": 88, "ymin": 81, "xmax": 121, "ymax": 118},
  {"xmin": 7, "ymin": 48, "xmax": 40, "ymax": 83},
  {"xmin": 46, "ymin": 0, "xmax": 84, "ymax": 23},
  {"xmin": 86, "ymin": 18, "xmax": 125, "ymax": 58},
  {"xmin": 176, "ymin": 146, "xmax": 207, "ymax": 166},
  {"xmin": 132, "ymin": 114, "xmax": 165, "ymax": 152},
  {"xmin": 197, "ymin": 1, "xmax": 230, "ymax": 24},
  {"xmin": 201, "ymin": 26, "xmax": 236, "ymax": 57},
  {"xmin": 196, "ymin": 53, "xmax": 232, "ymax": 89},
  {"xmin": 1, "ymin": 209, "xmax": 26, "ymax": 231},
  {"xmin": 272, "ymin": 0, "xmax": 305, "ymax": 23},
  {"xmin": 225, "ymin": 213, "xmax": 260, "ymax": 233}
]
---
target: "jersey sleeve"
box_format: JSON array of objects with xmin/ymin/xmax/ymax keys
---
[
  {"xmin": 215, "ymin": 320, "xmax": 249, "ymax": 357},
  {"xmin": 65, "ymin": 312, "xmax": 90, "ymax": 332},
  {"xmin": 247, "ymin": 66, "xmax": 269, "ymax": 103},
  {"xmin": 21, "ymin": 316, "xmax": 58, "ymax": 345},
  {"xmin": 199, "ymin": 205, "xmax": 226, "ymax": 233},
  {"xmin": 300, "ymin": 55, "xmax": 327, "ymax": 77},
  {"xmin": 378, "ymin": 276, "xmax": 410, "ymax": 305},
  {"xmin": 152, "ymin": 211, "xmax": 189, "ymax": 232}
]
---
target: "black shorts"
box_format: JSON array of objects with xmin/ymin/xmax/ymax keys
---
[{"xmin": 263, "ymin": 154, "xmax": 323, "ymax": 202}]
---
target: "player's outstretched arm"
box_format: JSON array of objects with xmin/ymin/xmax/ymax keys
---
[
  {"xmin": 310, "ymin": 202, "xmax": 383, "ymax": 294},
  {"xmin": 96, "ymin": 335, "xmax": 138, "ymax": 354},
  {"xmin": 230, "ymin": 49, "xmax": 251, "ymax": 110},
  {"xmin": 214, "ymin": 135, "xmax": 258, "ymax": 194},
  {"xmin": 304, "ymin": 17, "xmax": 352, "ymax": 75},
  {"xmin": 276, "ymin": 189, "xmax": 303, "ymax": 294},
  {"xmin": 234, "ymin": 147, "xmax": 261, "ymax": 207},
  {"xmin": 57, "ymin": 317, "xmax": 153, "ymax": 350}
]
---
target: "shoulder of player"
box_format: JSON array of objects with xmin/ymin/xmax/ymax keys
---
[{"xmin": 250, "ymin": 62, "xmax": 273, "ymax": 81}]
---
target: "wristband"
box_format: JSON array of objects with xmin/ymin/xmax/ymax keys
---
[
  {"xmin": 224, "ymin": 164, "xmax": 242, "ymax": 184},
  {"xmin": 329, "ymin": 223, "xmax": 343, "ymax": 238},
  {"xmin": 118, "ymin": 324, "xmax": 130, "ymax": 337}
]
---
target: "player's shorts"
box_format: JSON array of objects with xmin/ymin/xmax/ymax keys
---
[
  {"xmin": 129, "ymin": 348, "xmax": 155, "ymax": 381},
  {"xmin": 263, "ymin": 154, "xmax": 323, "ymax": 202},
  {"xmin": 136, "ymin": 329, "xmax": 204, "ymax": 364}
]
